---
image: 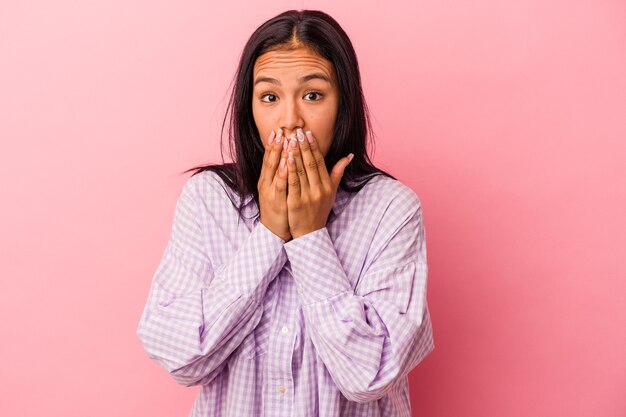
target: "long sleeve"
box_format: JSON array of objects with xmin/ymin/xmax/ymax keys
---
[
  {"xmin": 283, "ymin": 187, "xmax": 434, "ymax": 403},
  {"xmin": 137, "ymin": 176, "xmax": 287, "ymax": 387}
]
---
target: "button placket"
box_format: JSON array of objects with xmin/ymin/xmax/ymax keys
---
[
  {"xmin": 266, "ymin": 277, "xmax": 299, "ymax": 389},
  {"xmin": 265, "ymin": 266, "xmax": 299, "ymax": 411}
]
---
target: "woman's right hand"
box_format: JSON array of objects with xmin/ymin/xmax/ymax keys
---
[{"xmin": 258, "ymin": 129, "xmax": 291, "ymax": 242}]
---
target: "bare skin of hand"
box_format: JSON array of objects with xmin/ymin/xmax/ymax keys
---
[
  {"xmin": 286, "ymin": 128, "xmax": 353, "ymax": 239},
  {"xmin": 258, "ymin": 128, "xmax": 292, "ymax": 242}
]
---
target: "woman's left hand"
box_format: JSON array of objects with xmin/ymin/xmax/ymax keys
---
[{"xmin": 286, "ymin": 129, "xmax": 353, "ymax": 239}]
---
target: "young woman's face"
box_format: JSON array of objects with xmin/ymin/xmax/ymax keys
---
[{"xmin": 252, "ymin": 46, "xmax": 339, "ymax": 158}]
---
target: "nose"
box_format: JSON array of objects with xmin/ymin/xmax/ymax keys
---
[{"xmin": 279, "ymin": 98, "xmax": 305, "ymax": 138}]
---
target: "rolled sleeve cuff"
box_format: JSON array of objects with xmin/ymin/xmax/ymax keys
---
[
  {"xmin": 224, "ymin": 220, "xmax": 287, "ymax": 299},
  {"xmin": 284, "ymin": 227, "xmax": 352, "ymax": 305}
]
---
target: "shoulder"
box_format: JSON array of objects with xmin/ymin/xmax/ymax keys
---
[
  {"xmin": 357, "ymin": 174, "xmax": 423, "ymax": 216},
  {"xmin": 182, "ymin": 168, "xmax": 228, "ymax": 192},
  {"xmin": 178, "ymin": 170, "xmax": 240, "ymax": 213}
]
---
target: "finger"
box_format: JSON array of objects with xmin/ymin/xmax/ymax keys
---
[
  {"xmin": 261, "ymin": 129, "xmax": 276, "ymax": 167},
  {"xmin": 287, "ymin": 147, "xmax": 301, "ymax": 200},
  {"xmin": 273, "ymin": 135, "xmax": 289, "ymax": 178},
  {"xmin": 273, "ymin": 149, "xmax": 288, "ymax": 200},
  {"xmin": 272, "ymin": 131, "xmax": 288, "ymax": 176},
  {"xmin": 265, "ymin": 129, "xmax": 276, "ymax": 147},
  {"xmin": 330, "ymin": 153, "xmax": 354, "ymax": 188},
  {"xmin": 296, "ymin": 129, "xmax": 321, "ymax": 188},
  {"xmin": 288, "ymin": 133, "xmax": 309, "ymax": 193},
  {"xmin": 261, "ymin": 129, "xmax": 283, "ymax": 186},
  {"xmin": 304, "ymin": 130, "xmax": 331, "ymax": 184}
]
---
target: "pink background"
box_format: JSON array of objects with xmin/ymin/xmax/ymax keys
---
[{"xmin": 1, "ymin": 1, "xmax": 624, "ymax": 416}]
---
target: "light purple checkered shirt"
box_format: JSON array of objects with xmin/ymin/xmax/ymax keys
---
[{"xmin": 137, "ymin": 170, "xmax": 434, "ymax": 416}]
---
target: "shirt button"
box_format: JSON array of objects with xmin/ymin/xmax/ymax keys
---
[
  {"xmin": 281, "ymin": 326, "xmax": 289, "ymax": 334},
  {"xmin": 278, "ymin": 385, "xmax": 286, "ymax": 394},
  {"xmin": 297, "ymin": 287, "xmax": 303, "ymax": 294}
]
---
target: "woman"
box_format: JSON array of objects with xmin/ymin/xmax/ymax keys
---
[{"xmin": 137, "ymin": 9, "xmax": 434, "ymax": 417}]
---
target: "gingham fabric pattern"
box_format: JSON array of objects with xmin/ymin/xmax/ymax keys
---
[{"xmin": 137, "ymin": 170, "xmax": 434, "ymax": 417}]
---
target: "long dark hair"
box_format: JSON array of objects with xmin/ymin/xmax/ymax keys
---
[{"xmin": 183, "ymin": 9, "xmax": 396, "ymax": 220}]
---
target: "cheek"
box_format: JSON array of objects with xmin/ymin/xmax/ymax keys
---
[
  {"xmin": 310, "ymin": 102, "xmax": 337, "ymax": 133},
  {"xmin": 321, "ymin": 98, "xmax": 338, "ymax": 134},
  {"xmin": 320, "ymin": 107, "xmax": 338, "ymax": 145},
  {"xmin": 251, "ymin": 103, "xmax": 262, "ymax": 128},
  {"xmin": 252, "ymin": 104, "xmax": 271, "ymax": 138}
]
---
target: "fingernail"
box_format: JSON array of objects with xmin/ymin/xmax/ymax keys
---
[
  {"xmin": 268, "ymin": 130, "xmax": 276, "ymax": 145},
  {"xmin": 290, "ymin": 135, "xmax": 297, "ymax": 148},
  {"xmin": 277, "ymin": 128, "xmax": 283, "ymax": 139},
  {"xmin": 297, "ymin": 129, "xmax": 305, "ymax": 142},
  {"xmin": 283, "ymin": 138, "xmax": 288, "ymax": 151},
  {"xmin": 305, "ymin": 131, "xmax": 314, "ymax": 143},
  {"xmin": 347, "ymin": 153, "xmax": 354, "ymax": 163},
  {"xmin": 280, "ymin": 157, "xmax": 286, "ymax": 170}
]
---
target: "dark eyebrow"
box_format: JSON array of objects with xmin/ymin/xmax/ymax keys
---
[
  {"xmin": 254, "ymin": 76, "xmax": 281, "ymax": 86},
  {"xmin": 253, "ymin": 73, "xmax": 331, "ymax": 87},
  {"xmin": 298, "ymin": 73, "xmax": 331, "ymax": 84}
]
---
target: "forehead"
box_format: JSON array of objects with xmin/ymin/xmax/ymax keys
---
[{"xmin": 253, "ymin": 47, "xmax": 335, "ymax": 79}]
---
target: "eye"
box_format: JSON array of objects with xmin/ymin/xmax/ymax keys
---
[
  {"xmin": 304, "ymin": 91, "xmax": 323, "ymax": 101},
  {"xmin": 260, "ymin": 93, "xmax": 278, "ymax": 103}
]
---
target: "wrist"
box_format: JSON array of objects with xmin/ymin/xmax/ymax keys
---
[{"xmin": 291, "ymin": 226, "xmax": 323, "ymax": 240}]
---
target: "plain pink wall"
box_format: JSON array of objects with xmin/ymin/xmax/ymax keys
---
[{"xmin": 1, "ymin": 1, "xmax": 624, "ymax": 416}]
